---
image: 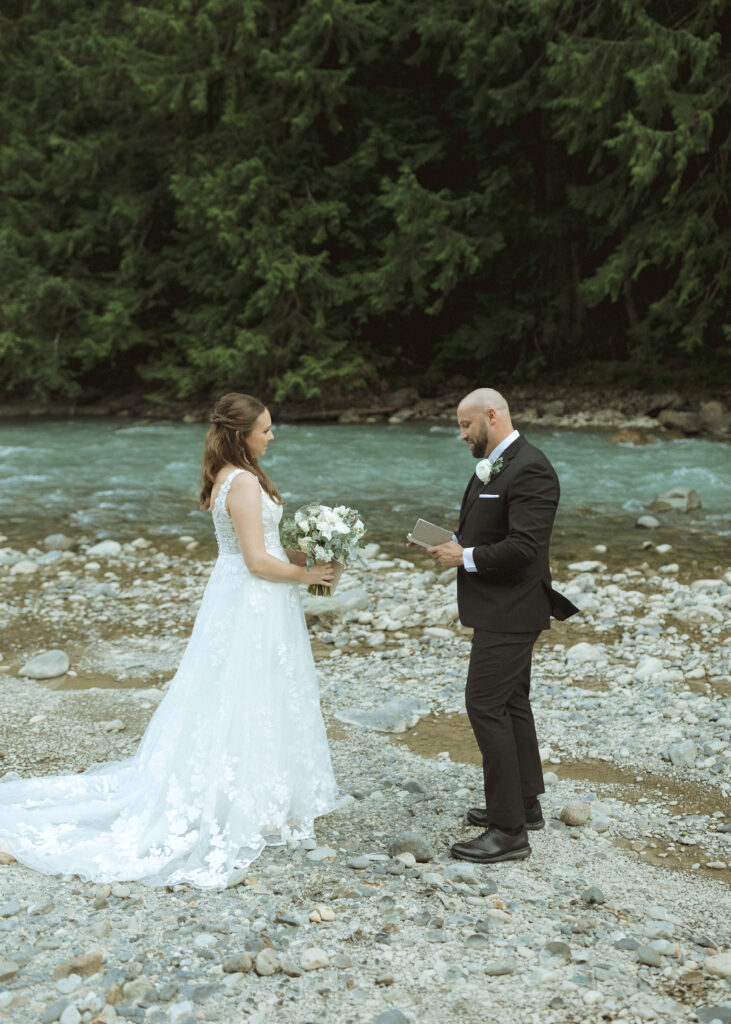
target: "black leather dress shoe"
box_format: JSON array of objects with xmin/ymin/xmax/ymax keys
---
[
  {"xmin": 451, "ymin": 826, "xmax": 531, "ymax": 864},
  {"xmin": 467, "ymin": 801, "xmax": 545, "ymax": 831}
]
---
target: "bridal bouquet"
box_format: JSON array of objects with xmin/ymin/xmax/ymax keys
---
[{"xmin": 280, "ymin": 502, "xmax": 366, "ymax": 597}]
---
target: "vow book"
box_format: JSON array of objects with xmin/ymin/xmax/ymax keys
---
[{"xmin": 407, "ymin": 518, "xmax": 453, "ymax": 548}]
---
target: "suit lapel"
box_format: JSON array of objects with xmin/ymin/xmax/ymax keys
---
[{"xmin": 458, "ymin": 436, "xmax": 526, "ymax": 531}]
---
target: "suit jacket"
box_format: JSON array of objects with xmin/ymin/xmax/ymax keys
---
[{"xmin": 456, "ymin": 434, "xmax": 578, "ymax": 632}]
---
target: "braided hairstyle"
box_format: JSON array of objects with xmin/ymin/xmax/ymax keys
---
[{"xmin": 199, "ymin": 393, "xmax": 282, "ymax": 509}]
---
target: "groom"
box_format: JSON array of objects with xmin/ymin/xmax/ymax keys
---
[{"xmin": 427, "ymin": 388, "xmax": 578, "ymax": 863}]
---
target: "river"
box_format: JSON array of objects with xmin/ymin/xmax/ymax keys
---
[{"xmin": 0, "ymin": 420, "xmax": 729, "ymax": 565}]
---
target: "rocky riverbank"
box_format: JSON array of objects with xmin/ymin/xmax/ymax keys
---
[
  {"xmin": 1, "ymin": 537, "xmax": 730, "ymax": 1024},
  {"xmin": 1, "ymin": 384, "xmax": 730, "ymax": 441}
]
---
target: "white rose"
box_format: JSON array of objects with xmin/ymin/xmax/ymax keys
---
[{"xmin": 475, "ymin": 459, "xmax": 493, "ymax": 484}]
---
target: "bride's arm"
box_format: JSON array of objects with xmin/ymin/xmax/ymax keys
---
[{"xmin": 228, "ymin": 474, "xmax": 329, "ymax": 585}]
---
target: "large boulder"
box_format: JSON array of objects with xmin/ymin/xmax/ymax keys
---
[
  {"xmin": 383, "ymin": 387, "xmax": 419, "ymax": 410},
  {"xmin": 645, "ymin": 392, "xmax": 682, "ymax": 416},
  {"xmin": 649, "ymin": 489, "xmax": 701, "ymax": 513},
  {"xmin": 657, "ymin": 410, "xmax": 703, "ymax": 434},
  {"xmin": 699, "ymin": 400, "xmax": 730, "ymax": 435}
]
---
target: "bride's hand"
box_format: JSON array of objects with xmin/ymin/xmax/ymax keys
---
[{"xmin": 305, "ymin": 562, "xmax": 335, "ymax": 585}]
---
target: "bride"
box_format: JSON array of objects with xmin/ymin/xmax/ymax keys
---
[{"xmin": 0, "ymin": 393, "xmax": 338, "ymax": 888}]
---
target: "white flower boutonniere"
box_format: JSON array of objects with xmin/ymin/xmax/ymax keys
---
[{"xmin": 475, "ymin": 456, "xmax": 504, "ymax": 484}]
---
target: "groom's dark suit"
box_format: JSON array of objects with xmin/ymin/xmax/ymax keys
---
[{"xmin": 456, "ymin": 434, "xmax": 578, "ymax": 828}]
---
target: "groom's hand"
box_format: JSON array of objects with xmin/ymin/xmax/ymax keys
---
[{"xmin": 427, "ymin": 541, "xmax": 464, "ymax": 568}]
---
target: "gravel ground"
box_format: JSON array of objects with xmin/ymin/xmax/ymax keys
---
[{"xmin": 1, "ymin": 533, "xmax": 730, "ymax": 1024}]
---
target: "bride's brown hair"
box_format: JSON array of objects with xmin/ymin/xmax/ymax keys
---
[{"xmin": 199, "ymin": 393, "xmax": 283, "ymax": 509}]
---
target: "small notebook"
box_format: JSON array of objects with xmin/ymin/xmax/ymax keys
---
[{"xmin": 407, "ymin": 518, "xmax": 453, "ymax": 548}]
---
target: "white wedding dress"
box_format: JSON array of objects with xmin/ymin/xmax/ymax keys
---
[{"xmin": 0, "ymin": 469, "xmax": 338, "ymax": 888}]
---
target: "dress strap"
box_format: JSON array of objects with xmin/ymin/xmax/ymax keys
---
[{"xmin": 213, "ymin": 468, "xmax": 247, "ymax": 516}]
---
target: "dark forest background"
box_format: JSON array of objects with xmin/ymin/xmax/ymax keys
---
[{"xmin": 1, "ymin": 0, "xmax": 729, "ymax": 404}]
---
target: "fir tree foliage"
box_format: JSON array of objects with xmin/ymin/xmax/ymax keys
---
[{"xmin": 0, "ymin": 0, "xmax": 728, "ymax": 400}]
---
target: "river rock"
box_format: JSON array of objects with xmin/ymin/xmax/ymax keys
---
[
  {"xmin": 560, "ymin": 802, "xmax": 591, "ymax": 826},
  {"xmin": 254, "ymin": 949, "xmax": 282, "ymax": 976},
  {"xmin": 705, "ymin": 953, "xmax": 731, "ymax": 979},
  {"xmin": 19, "ymin": 650, "xmax": 70, "ymax": 679},
  {"xmin": 566, "ymin": 642, "xmax": 601, "ymax": 665},
  {"xmin": 43, "ymin": 533, "xmax": 75, "ymax": 551},
  {"xmin": 371, "ymin": 1011, "xmax": 408, "ymax": 1024},
  {"xmin": 336, "ymin": 587, "xmax": 370, "ymax": 612},
  {"xmin": 637, "ymin": 945, "xmax": 663, "ymax": 967},
  {"xmin": 301, "ymin": 594, "xmax": 342, "ymax": 626},
  {"xmin": 52, "ymin": 950, "xmax": 103, "ymax": 980},
  {"xmin": 636, "ymin": 515, "xmax": 661, "ymax": 529},
  {"xmin": 86, "ymin": 540, "xmax": 122, "ymax": 558},
  {"xmin": 301, "ymin": 947, "xmax": 329, "ymax": 971},
  {"xmin": 635, "ymin": 655, "xmax": 664, "ymax": 681},
  {"xmin": 699, "ymin": 399, "xmax": 730, "ymax": 434},
  {"xmin": 649, "ymin": 488, "xmax": 701, "ymax": 512},
  {"xmin": 669, "ymin": 739, "xmax": 697, "ymax": 767},
  {"xmin": 658, "ymin": 410, "xmax": 703, "ymax": 434},
  {"xmin": 696, "ymin": 1008, "xmax": 731, "ymax": 1024},
  {"xmin": 608, "ymin": 428, "xmax": 651, "ymax": 445},
  {"xmin": 223, "ymin": 952, "xmax": 253, "ymax": 974},
  {"xmin": 10, "ymin": 559, "xmax": 38, "ymax": 575},
  {"xmin": 335, "ymin": 697, "xmax": 429, "ymax": 734},
  {"xmin": 387, "ymin": 831, "xmax": 435, "ymax": 863},
  {"xmin": 122, "ymin": 976, "xmax": 157, "ymax": 1002}
]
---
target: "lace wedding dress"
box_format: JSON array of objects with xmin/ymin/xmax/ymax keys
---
[{"xmin": 0, "ymin": 469, "xmax": 338, "ymax": 888}]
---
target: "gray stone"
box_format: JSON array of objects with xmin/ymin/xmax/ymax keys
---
[
  {"xmin": 443, "ymin": 863, "xmax": 479, "ymax": 884},
  {"xmin": 122, "ymin": 976, "xmax": 158, "ymax": 1002},
  {"xmin": 697, "ymin": 1007, "xmax": 731, "ymax": 1024},
  {"xmin": 335, "ymin": 587, "xmax": 371, "ymax": 612},
  {"xmin": 371, "ymin": 1010, "xmax": 408, "ymax": 1024},
  {"xmin": 0, "ymin": 901, "xmax": 22, "ymax": 918},
  {"xmin": 387, "ymin": 832, "xmax": 435, "ymax": 863},
  {"xmin": 657, "ymin": 410, "xmax": 703, "ymax": 434},
  {"xmin": 544, "ymin": 941, "xmax": 572, "ymax": 961},
  {"xmin": 59, "ymin": 1007, "xmax": 81, "ymax": 1024},
  {"xmin": 637, "ymin": 946, "xmax": 663, "ymax": 967},
  {"xmin": 582, "ymin": 886, "xmax": 605, "ymax": 905},
  {"xmin": 699, "ymin": 400, "xmax": 730, "ymax": 434},
  {"xmin": 336, "ymin": 697, "xmax": 430, "ymax": 734},
  {"xmin": 636, "ymin": 515, "xmax": 661, "ymax": 529},
  {"xmin": 649, "ymin": 487, "xmax": 702, "ymax": 512},
  {"xmin": 43, "ymin": 534, "xmax": 75, "ymax": 551},
  {"xmin": 301, "ymin": 594, "xmax": 343, "ymax": 626},
  {"xmin": 40, "ymin": 999, "xmax": 70, "ymax": 1024},
  {"xmin": 669, "ymin": 739, "xmax": 697, "ymax": 767},
  {"xmin": 86, "ymin": 539, "xmax": 122, "ymax": 557},
  {"xmin": 19, "ymin": 650, "xmax": 70, "ymax": 679},
  {"xmin": 484, "ymin": 958, "xmax": 516, "ymax": 976}
]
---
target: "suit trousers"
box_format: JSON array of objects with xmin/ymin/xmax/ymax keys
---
[{"xmin": 465, "ymin": 629, "xmax": 544, "ymax": 828}]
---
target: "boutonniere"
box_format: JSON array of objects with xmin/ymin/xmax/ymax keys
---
[{"xmin": 476, "ymin": 456, "xmax": 504, "ymax": 484}]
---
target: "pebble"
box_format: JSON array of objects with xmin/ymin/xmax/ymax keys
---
[
  {"xmin": 222, "ymin": 952, "xmax": 253, "ymax": 973},
  {"xmin": 581, "ymin": 885, "xmax": 605, "ymax": 905},
  {"xmin": 55, "ymin": 973, "xmax": 82, "ymax": 994},
  {"xmin": 52, "ymin": 950, "xmax": 103, "ymax": 979},
  {"xmin": 560, "ymin": 801, "xmax": 591, "ymax": 826},
  {"xmin": 371, "ymin": 1012, "xmax": 408, "ymax": 1024},
  {"xmin": 59, "ymin": 1007, "xmax": 81, "ymax": 1024},
  {"xmin": 301, "ymin": 947, "xmax": 329, "ymax": 971},
  {"xmin": 387, "ymin": 831, "xmax": 435, "ymax": 862},
  {"xmin": 254, "ymin": 948, "xmax": 282, "ymax": 976},
  {"xmin": 484, "ymin": 959, "xmax": 516, "ymax": 976},
  {"xmin": 637, "ymin": 946, "xmax": 663, "ymax": 968},
  {"xmin": 705, "ymin": 953, "xmax": 731, "ymax": 979}
]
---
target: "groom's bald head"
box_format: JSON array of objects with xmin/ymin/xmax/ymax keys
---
[
  {"xmin": 457, "ymin": 388, "xmax": 514, "ymax": 459},
  {"xmin": 459, "ymin": 388, "xmax": 510, "ymax": 419}
]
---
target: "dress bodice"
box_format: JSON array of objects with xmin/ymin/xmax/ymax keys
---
[{"xmin": 212, "ymin": 469, "xmax": 284, "ymax": 558}]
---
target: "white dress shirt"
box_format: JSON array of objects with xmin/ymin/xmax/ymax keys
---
[{"xmin": 461, "ymin": 430, "xmax": 520, "ymax": 572}]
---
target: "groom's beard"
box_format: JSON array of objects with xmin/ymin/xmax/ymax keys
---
[{"xmin": 470, "ymin": 426, "xmax": 489, "ymax": 459}]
